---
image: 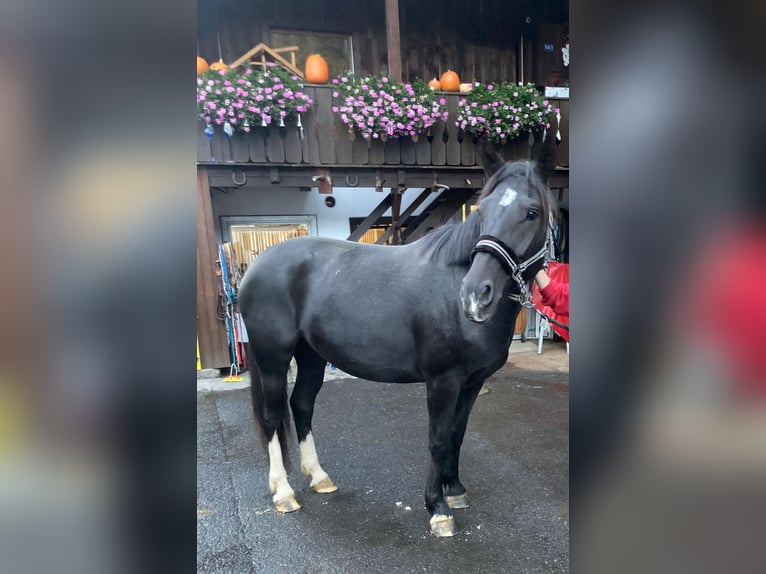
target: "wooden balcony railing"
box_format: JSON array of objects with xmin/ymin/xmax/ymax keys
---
[{"xmin": 197, "ymin": 86, "xmax": 568, "ymax": 171}]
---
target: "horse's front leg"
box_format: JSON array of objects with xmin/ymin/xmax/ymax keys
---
[
  {"xmin": 424, "ymin": 378, "xmax": 461, "ymax": 537},
  {"xmin": 443, "ymin": 381, "xmax": 484, "ymax": 510}
]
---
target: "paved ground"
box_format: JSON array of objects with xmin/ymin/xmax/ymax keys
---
[{"xmin": 198, "ymin": 341, "xmax": 569, "ymax": 573}]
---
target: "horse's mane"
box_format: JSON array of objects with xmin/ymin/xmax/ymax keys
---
[
  {"xmin": 414, "ymin": 210, "xmax": 481, "ymax": 265},
  {"xmin": 415, "ymin": 160, "xmax": 558, "ymax": 265}
]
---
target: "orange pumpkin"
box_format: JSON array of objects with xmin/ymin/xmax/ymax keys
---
[
  {"xmin": 210, "ymin": 59, "xmax": 229, "ymax": 72},
  {"xmin": 197, "ymin": 56, "xmax": 209, "ymax": 75},
  {"xmin": 440, "ymin": 70, "xmax": 460, "ymax": 92},
  {"xmin": 428, "ymin": 78, "xmax": 442, "ymax": 91},
  {"xmin": 305, "ymin": 54, "xmax": 329, "ymax": 84}
]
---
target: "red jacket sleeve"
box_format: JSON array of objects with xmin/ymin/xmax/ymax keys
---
[{"xmin": 539, "ymin": 280, "xmax": 569, "ymax": 316}]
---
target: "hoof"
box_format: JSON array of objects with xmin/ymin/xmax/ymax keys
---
[
  {"xmin": 430, "ymin": 514, "xmax": 458, "ymax": 538},
  {"xmin": 445, "ymin": 493, "xmax": 470, "ymax": 509},
  {"xmin": 310, "ymin": 476, "xmax": 339, "ymax": 494},
  {"xmin": 274, "ymin": 495, "xmax": 301, "ymax": 513}
]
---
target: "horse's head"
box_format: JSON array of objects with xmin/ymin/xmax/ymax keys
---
[{"xmin": 460, "ymin": 158, "xmax": 556, "ymax": 323}]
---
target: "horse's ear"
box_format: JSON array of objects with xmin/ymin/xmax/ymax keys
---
[
  {"xmin": 531, "ymin": 129, "xmax": 556, "ymax": 177},
  {"xmin": 479, "ymin": 136, "xmax": 505, "ymax": 177}
]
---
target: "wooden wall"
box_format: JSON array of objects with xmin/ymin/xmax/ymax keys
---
[
  {"xmin": 197, "ymin": 167, "xmax": 230, "ymax": 369},
  {"xmin": 198, "ymin": 0, "xmax": 568, "ymax": 85}
]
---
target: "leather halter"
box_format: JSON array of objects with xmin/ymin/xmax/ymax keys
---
[{"xmin": 469, "ymin": 224, "xmax": 553, "ymax": 308}]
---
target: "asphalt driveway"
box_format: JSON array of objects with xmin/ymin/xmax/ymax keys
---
[{"xmin": 198, "ymin": 357, "xmax": 568, "ymax": 573}]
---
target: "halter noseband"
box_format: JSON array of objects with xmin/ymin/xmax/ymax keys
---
[{"xmin": 469, "ymin": 220, "xmax": 554, "ymax": 308}]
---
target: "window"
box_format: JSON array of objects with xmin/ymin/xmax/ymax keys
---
[
  {"xmin": 349, "ymin": 217, "xmax": 413, "ymax": 245},
  {"xmin": 221, "ymin": 215, "xmax": 318, "ymax": 274},
  {"xmin": 270, "ymin": 29, "xmax": 354, "ymax": 77}
]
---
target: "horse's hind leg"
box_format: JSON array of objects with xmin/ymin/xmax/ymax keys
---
[
  {"xmin": 443, "ymin": 382, "xmax": 484, "ymax": 510},
  {"xmin": 251, "ymin": 331, "xmax": 301, "ymax": 513},
  {"xmin": 290, "ymin": 340, "xmax": 338, "ymax": 494}
]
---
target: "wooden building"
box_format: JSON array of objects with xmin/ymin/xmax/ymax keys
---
[{"xmin": 197, "ymin": 0, "xmax": 569, "ymax": 369}]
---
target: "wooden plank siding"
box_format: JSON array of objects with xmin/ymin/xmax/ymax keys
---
[
  {"xmin": 197, "ymin": 167, "xmax": 230, "ymax": 369},
  {"xmin": 198, "ymin": 0, "xmax": 567, "ymax": 86}
]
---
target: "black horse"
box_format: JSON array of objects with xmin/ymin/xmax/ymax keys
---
[{"xmin": 239, "ymin": 152, "xmax": 557, "ymax": 537}]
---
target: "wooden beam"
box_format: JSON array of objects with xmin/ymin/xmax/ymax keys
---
[
  {"xmin": 197, "ymin": 167, "xmax": 230, "ymax": 369},
  {"xmin": 270, "ymin": 45, "xmax": 300, "ymax": 54},
  {"xmin": 384, "ymin": 0, "xmax": 403, "ymax": 82},
  {"xmin": 404, "ymin": 188, "xmax": 475, "ymax": 243},
  {"xmin": 376, "ymin": 188, "xmax": 431, "ymax": 244},
  {"xmin": 205, "ymin": 166, "xmax": 492, "ymax": 191},
  {"xmin": 230, "ymin": 42, "xmax": 304, "ymax": 78},
  {"xmin": 390, "ymin": 188, "xmax": 404, "ymax": 245},
  {"xmin": 230, "ymin": 42, "xmax": 268, "ymax": 69},
  {"xmin": 347, "ymin": 194, "xmax": 394, "ymax": 241}
]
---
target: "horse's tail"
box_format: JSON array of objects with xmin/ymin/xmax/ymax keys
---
[{"xmin": 247, "ymin": 343, "xmax": 292, "ymax": 472}]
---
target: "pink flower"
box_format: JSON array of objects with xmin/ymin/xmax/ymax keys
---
[{"xmin": 332, "ymin": 78, "xmax": 339, "ymax": 84}]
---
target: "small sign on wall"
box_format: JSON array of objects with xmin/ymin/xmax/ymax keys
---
[{"xmin": 544, "ymin": 43, "xmax": 555, "ymax": 52}]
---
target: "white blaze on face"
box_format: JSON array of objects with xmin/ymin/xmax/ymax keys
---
[
  {"xmin": 268, "ymin": 434, "xmax": 295, "ymax": 502},
  {"xmin": 469, "ymin": 292, "xmax": 480, "ymax": 319},
  {"xmin": 499, "ymin": 186, "xmax": 518, "ymax": 207},
  {"xmin": 299, "ymin": 432, "xmax": 331, "ymax": 488}
]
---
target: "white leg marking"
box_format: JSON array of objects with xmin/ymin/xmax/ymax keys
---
[
  {"xmin": 299, "ymin": 432, "xmax": 331, "ymax": 487},
  {"xmin": 268, "ymin": 435, "xmax": 295, "ymax": 503},
  {"xmin": 499, "ymin": 186, "xmax": 518, "ymax": 206}
]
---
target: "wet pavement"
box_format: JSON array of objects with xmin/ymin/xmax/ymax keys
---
[{"xmin": 198, "ymin": 349, "xmax": 569, "ymax": 573}]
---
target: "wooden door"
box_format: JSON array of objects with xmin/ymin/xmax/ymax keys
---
[{"xmin": 514, "ymin": 307, "xmax": 527, "ymax": 335}]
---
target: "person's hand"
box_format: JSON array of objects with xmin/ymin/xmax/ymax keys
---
[{"xmin": 535, "ymin": 269, "xmax": 551, "ymax": 290}]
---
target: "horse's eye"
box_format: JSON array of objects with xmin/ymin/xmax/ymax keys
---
[{"xmin": 526, "ymin": 210, "xmax": 539, "ymax": 221}]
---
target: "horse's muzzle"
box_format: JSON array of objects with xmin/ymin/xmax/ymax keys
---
[
  {"xmin": 459, "ymin": 282, "xmax": 493, "ymax": 323},
  {"xmin": 461, "ymin": 252, "xmax": 507, "ymax": 323}
]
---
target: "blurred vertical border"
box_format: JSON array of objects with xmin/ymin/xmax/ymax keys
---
[
  {"xmin": 572, "ymin": 0, "xmax": 766, "ymax": 572},
  {"xmin": 0, "ymin": 1, "xmax": 197, "ymax": 572}
]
